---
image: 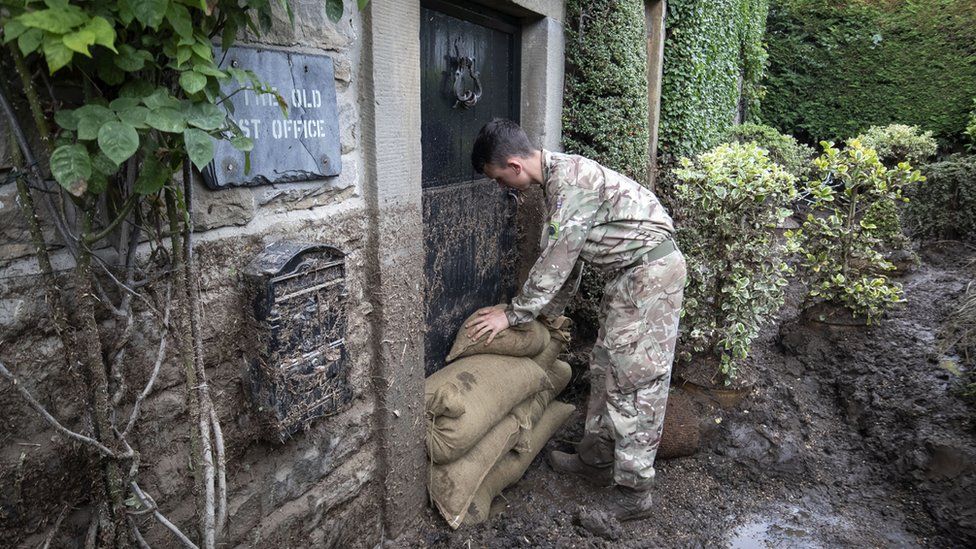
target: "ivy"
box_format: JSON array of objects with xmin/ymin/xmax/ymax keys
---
[
  {"xmin": 658, "ymin": 0, "xmax": 770, "ymax": 161},
  {"xmin": 562, "ymin": 0, "xmax": 649, "ymax": 184},
  {"xmin": 762, "ymin": 0, "xmax": 976, "ymax": 146}
]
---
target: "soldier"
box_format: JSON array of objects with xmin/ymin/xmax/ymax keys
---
[{"xmin": 465, "ymin": 119, "xmax": 686, "ymax": 520}]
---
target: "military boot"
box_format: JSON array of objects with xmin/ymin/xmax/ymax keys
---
[
  {"xmin": 607, "ymin": 485, "xmax": 654, "ymax": 521},
  {"xmin": 547, "ymin": 450, "xmax": 613, "ymax": 487}
]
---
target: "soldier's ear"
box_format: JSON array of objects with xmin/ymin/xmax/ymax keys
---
[{"xmin": 507, "ymin": 159, "xmax": 523, "ymax": 175}]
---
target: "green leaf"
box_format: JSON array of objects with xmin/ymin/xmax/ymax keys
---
[
  {"xmin": 85, "ymin": 16, "xmax": 117, "ymax": 52},
  {"xmin": 118, "ymin": 106, "xmax": 150, "ymax": 129},
  {"xmin": 109, "ymin": 98, "xmax": 141, "ymax": 111},
  {"xmin": 119, "ymin": 80, "xmax": 155, "ymax": 99},
  {"xmin": 76, "ymin": 105, "xmax": 116, "ymax": 140},
  {"xmin": 3, "ymin": 20, "xmax": 28, "ymax": 43},
  {"xmin": 357, "ymin": 0, "xmax": 371, "ymax": 10},
  {"xmin": 142, "ymin": 89, "xmax": 180, "ymax": 110},
  {"xmin": 190, "ymin": 39, "xmax": 212, "ymax": 62},
  {"xmin": 185, "ymin": 102, "xmax": 225, "ymax": 130},
  {"xmin": 145, "ymin": 107, "xmax": 186, "ymax": 133},
  {"xmin": 192, "ymin": 64, "xmax": 226, "ymax": 78},
  {"xmin": 179, "ymin": 70, "xmax": 207, "ymax": 94},
  {"xmin": 98, "ymin": 121, "xmax": 140, "ymax": 165},
  {"xmin": 130, "ymin": 0, "xmax": 169, "ymax": 29},
  {"xmin": 63, "ymin": 27, "xmax": 96, "ymax": 57},
  {"xmin": 114, "ymin": 44, "xmax": 151, "ymax": 71},
  {"xmin": 87, "ymin": 171, "xmax": 108, "ymax": 195},
  {"xmin": 230, "ymin": 135, "xmax": 253, "ymax": 152},
  {"xmin": 325, "ymin": 0, "xmax": 343, "ymax": 23},
  {"xmin": 133, "ymin": 154, "xmax": 171, "ymax": 194},
  {"xmin": 50, "ymin": 144, "xmax": 91, "ymax": 196},
  {"xmin": 18, "ymin": 28, "xmax": 44, "ymax": 56},
  {"xmin": 18, "ymin": 7, "xmax": 88, "ymax": 34},
  {"xmin": 166, "ymin": 2, "xmax": 193, "ymax": 38},
  {"xmin": 91, "ymin": 151, "xmax": 120, "ymax": 176},
  {"xmin": 54, "ymin": 110, "xmax": 79, "ymax": 131},
  {"xmin": 42, "ymin": 35, "xmax": 74, "ymax": 73},
  {"xmin": 184, "ymin": 129, "xmax": 214, "ymax": 170}
]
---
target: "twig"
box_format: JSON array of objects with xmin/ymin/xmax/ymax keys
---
[
  {"xmin": 39, "ymin": 504, "xmax": 70, "ymax": 549},
  {"xmin": 210, "ymin": 407, "xmax": 227, "ymax": 537},
  {"xmin": 129, "ymin": 482, "xmax": 199, "ymax": 549},
  {"xmin": 127, "ymin": 516, "xmax": 152, "ymax": 549},
  {"xmin": 0, "ymin": 359, "xmax": 118, "ymax": 458},
  {"xmin": 123, "ymin": 285, "xmax": 173, "ymax": 438}
]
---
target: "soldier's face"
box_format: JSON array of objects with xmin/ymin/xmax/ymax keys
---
[{"xmin": 483, "ymin": 160, "xmax": 531, "ymax": 191}]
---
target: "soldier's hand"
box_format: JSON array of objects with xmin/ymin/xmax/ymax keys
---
[{"xmin": 465, "ymin": 307, "xmax": 510, "ymax": 345}]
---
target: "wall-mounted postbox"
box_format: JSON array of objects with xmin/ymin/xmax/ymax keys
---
[{"xmin": 244, "ymin": 241, "xmax": 352, "ymax": 442}]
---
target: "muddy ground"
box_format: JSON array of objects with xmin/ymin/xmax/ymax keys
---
[{"xmin": 394, "ymin": 243, "xmax": 976, "ymax": 548}]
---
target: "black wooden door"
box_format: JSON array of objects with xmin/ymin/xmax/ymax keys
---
[{"xmin": 420, "ymin": 0, "xmax": 520, "ymax": 374}]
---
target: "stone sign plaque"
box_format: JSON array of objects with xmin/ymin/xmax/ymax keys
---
[{"xmin": 202, "ymin": 47, "xmax": 342, "ymax": 190}]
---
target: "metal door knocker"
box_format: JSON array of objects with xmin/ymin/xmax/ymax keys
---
[{"xmin": 451, "ymin": 38, "xmax": 482, "ymax": 109}]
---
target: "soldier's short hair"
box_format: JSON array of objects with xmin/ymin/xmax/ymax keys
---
[{"xmin": 471, "ymin": 119, "xmax": 535, "ymax": 174}]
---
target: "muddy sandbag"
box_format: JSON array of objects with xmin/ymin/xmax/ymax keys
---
[
  {"xmin": 511, "ymin": 359, "xmax": 572, "ymax": 453},
  {"xmin": 463, "ymin": 401, "xmax": 575, "ymax": 526},
  {"xmin": 429, "ymin": 414, "xmax": 522, "ymax": 529},
  {"xmin": 658, "ymin": 389, "xmax": 701, "ymax": 460},
  {"xmin": 426, "ymin": 355, "xmax": 552, "ymax": 464},
  {"xmin": 445, "ymin": 307, "xmax": 551, "ymax": 363}
]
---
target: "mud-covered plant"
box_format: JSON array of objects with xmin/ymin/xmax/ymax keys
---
[
  {"xmin": 789, "ymin": 140, "xmax": 925, "ymax": 322},
  {"xmin": 723, "ymin": 122, "xmax": 815, "ymax": 180},
  {"xmin": 674, "ymin": 142, "xmax": 797, "ymax": 381},
  {"xmin": 855, "ymin": 124, "xmax": 937, "ymax": 169}
]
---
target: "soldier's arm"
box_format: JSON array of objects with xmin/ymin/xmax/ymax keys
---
[
  {"xmin": 539, "ymin": 260, "xmax": 583, "ymax": 319},
  {"xmin": 506, "ymin": 187, "xmax": 599, "ymax": 325}
]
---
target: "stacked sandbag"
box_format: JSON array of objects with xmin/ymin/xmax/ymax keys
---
[{"xmin": 426, "ymin": 309, "xmax": 574, "ymax": 529}]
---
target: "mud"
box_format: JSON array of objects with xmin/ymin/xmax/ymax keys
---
[{"xmin": 393, "ymin": 243, "xmax": 976, "ymax": 547}]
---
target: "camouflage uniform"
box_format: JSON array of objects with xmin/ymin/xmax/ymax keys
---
[{"xmin": 505, "ymin": 150, "xmax": 686, "ymax": 490}]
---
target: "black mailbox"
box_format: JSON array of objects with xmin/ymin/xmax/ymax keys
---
[{"xmin": 244, "ymin": 241, "xmax": 352, "ymax": 442}]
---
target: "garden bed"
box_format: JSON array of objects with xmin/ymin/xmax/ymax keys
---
[{"xmin": 395, "ymin": 242, "xmax": 976, "ymax": 547}]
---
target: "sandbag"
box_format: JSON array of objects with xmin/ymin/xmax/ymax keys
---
[
  {"xmin": 426, "ymin": 355, "xmax": 552, "ymax": 464},
  {"xmin": 463, "ymin": 401, "xmax": 575, "ymax": 526},
  {"xmin": 511, "ymin": 359, "xmax": 572, "ymax": 453},
  {"xmin": 429, "ymin": 414, "xmax": 521, "ymax": 529},
  {"xmin": 446, "ymin": 307, "xmax": 551, "ymax": 363}
]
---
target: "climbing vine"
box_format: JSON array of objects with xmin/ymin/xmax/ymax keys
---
[{"xmin": 658, "ymin": 0, "xmax": 770, "ymax": 161}]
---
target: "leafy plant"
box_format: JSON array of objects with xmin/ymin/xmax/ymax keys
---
[
  {"xmin": 723, "ymin": 122, "xmax": 815, "ymax": 180},
  {"xmin": 674, "ymin": 142, "xmax": 797, "ymax": 380},
  {"xmin": 789, "ymin": 140, "xmax": 925, "ymax": 322},
  {"xmin": 855, "ymin": 124, "xmax": 937, "ymax": 169},
  {"xmin": 905, "ymin": 154, "xmax": 976, "ymax": 240}
]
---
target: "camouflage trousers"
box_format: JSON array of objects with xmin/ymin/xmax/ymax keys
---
[{"xmin": 577, "ymin": 248, "xmax": 686, "ymax": 489}]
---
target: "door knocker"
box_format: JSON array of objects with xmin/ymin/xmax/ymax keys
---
[{"xmin": 451, "ymin": 38, "xmax": 482, "ymax": 109}]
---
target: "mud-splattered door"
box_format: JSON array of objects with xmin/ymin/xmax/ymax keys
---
[{"xmin": 420, "ymin": 1, "xmax": 520, "ymax": 374}]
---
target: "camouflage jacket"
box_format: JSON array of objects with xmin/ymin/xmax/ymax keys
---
[{"xmin": 505, "ymin": 150, "xmax": 676, "ymax": 326}]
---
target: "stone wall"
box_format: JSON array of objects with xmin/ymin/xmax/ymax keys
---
[{"xmin": 0, "ymin": 1, "xmax": 385, "ymax": 546}]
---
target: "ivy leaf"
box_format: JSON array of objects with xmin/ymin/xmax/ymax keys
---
[
  {"xmin": 146, "ymin": 107, "xmax": 186, "ymax": 133},
  {"xmin": 2, "ymin": 20, "xmax": 28, "ymax": 43},
  {"xmin": 18, "ymin": 7, "xmax": 88, "ymax": 34},
  {"xmin": 184, "ymin": 129, "xmax": 214, "ymax": 170},
  {"xmin": 42, "ymin": 35, "xmax": 74, "ymax": 73},
  {"xmin": 179, "ymin": 70, "xmax": 207, "ymax": 95},
  {"xmin": 54, "ymin": 109, "xmax": 79, "ymax": 131},
  {"xmin": 166, "ymin": 2, "xmax": 193, "ymax": 39},
  {"xmin": 130, "ymin": 0, "xmax": 169, "ymax": 30},
  {"xmin": 92, "ymin": 151, "xmax": 120, "ymax": 176},
  {"xmin": 87, "ymin": 172, "xmax": 108, "ymax": 195},
  {"xmin": 63, "ymin": 27, "xmax": 96, "ymax": 57},
  {"xmin": 119, "ymin": 80, "xmax": 154, "ymax": 99},
  {"xmin": 98, "ymin": 121, "xmax": 140, "ymax": 165},
  {"xmin": 85, "ymin": 16, "xmax": 117, "ymax": 52},
  {"xmin": 115, "ymin": 44, "xmax": 151, "ymax": 71},
  {"xmin": 76, "ymin": 105, "xmax": 116, "ymax": 140},
  {"xmin": 357, "ymin": 0, "xmax": 371, "ymax": 10},
  {"xmin": 185, "ymin": 102, "xmax": 225, "ymax": 130},
  {"xmin": 190, "ymin": 39, "xmax": 212, "ymax": 62},
  {"xmin": 325, "ymin": 0, "xmax": 343, "ymax": 23},
  {"xmin": 142, "ymin": 88, "xmax": 181, "ymax": 110},
  {"xmin": 133, "ymin": 154, "xmax": 171, "ymax": 194},
  {"xmin": 230, "ymin": 135, "xmax": 254, "ymax": 152},
  {"xmin": 17, "ymin": 28, "xmax": 43, "ymax": 56},
  {"xmin": 118, "ymin": 106, "xmax": 150, "ymax": 129},
  {"xmin": 50, "ymin": 144, "xmax": 91, "ymax": 196}
]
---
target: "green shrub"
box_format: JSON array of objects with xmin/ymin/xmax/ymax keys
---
[
  {"xmin": 723, "ymin": 123, "xmax": 815, "ymax": 179},
  {"xmin": 763, "ymin": 0, "xmax": 976, "ymax": 147},
  {"xmin": 674, "ymin": 142, "xmax": 797, "ymax": 380},
  {"xmin": 855, "ymin": 124, "xmax": 938, "ymax": 169},
  {"xmin": 905, "ymin": 154, "xmax": 976, "ymax": 240},
  {"xmin": 790, "ymin": 140, "xmax": 925, "ymax": 322}
]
